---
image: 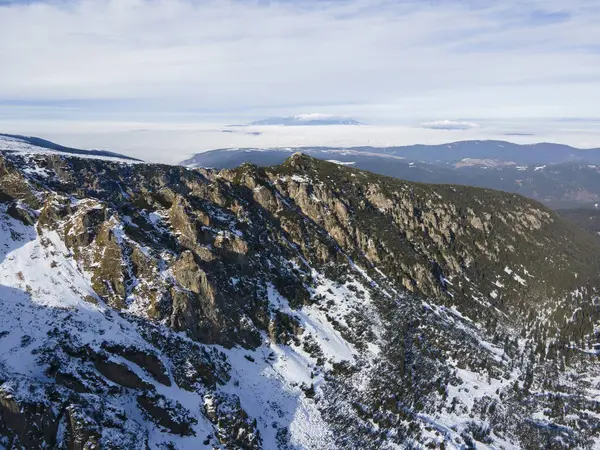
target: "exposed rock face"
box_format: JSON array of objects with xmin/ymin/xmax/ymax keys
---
[
  {"xmin": 172, "ymin": 251, "xmax": 215, "ymax": 299},
  {"xmin": 63, "ymin": 406, "xmax": 103, "ymax": 450},
  {"xmin": 102, "ymin": 344, "xmax": 171, "ymax": 386},
  {"xmin": 89, "ymin": 217, "xmax": 128, "ymax": 309},
  {"xmin": 6, "ymin": 202, "xmax": 36, "ymax": 226},
  {"xmin": 0, "ymin": 156, "xmax": 39, "ymax": 207},
  {"xmin": 94, "ymin": 357, "xmax": 153, "ymax": 390},
  {"xmin": 0, "ymin": 391, "xmax": 60, "ymax": 448},
  {"xmin": 266, "ymin": 154, "xmax": 589, "ymax": 328},
  {"xmin": 0, "ymin": 150, "xmax": 599, "ymax": 449},
  {"xmin": 203, "ymin": 392, "xmax": 261, "ymax": 449},
  {"xmin": 137, "ymin": 393, "xmax": 196, "ymax": 436}
]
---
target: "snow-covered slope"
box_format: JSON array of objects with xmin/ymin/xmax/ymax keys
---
[
  {"xmin": 0, "ymin": 206, "xmax": 364, "ymax": 449},
  {"xmin": 1, "ymin": 147, "xmax": 600, "ymax": 449},
  {"xmin": 0, "ymin": 134, "xmax": 138, "ymax": 162}
]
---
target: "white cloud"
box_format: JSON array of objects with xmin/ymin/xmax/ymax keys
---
[{"xmin": 0, "ymin": 0, "xmax": 600, "ymax": 124}]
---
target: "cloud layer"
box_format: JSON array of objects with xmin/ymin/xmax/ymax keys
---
[
  {"xmin": 4, "ymin": 119, "xmax": 600, "ymax": 164},
  {"xmin": 1, "ymin": 0, "xmax": 600, "ymax": 124}
]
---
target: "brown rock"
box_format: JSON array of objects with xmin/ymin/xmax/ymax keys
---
[{"xmin": 94, "ymin": 357, "xmax": 153, "ymax": 390}]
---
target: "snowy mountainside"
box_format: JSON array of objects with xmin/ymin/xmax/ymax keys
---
[
  {"xmin": 0, "ymin": 134, "xmax": 138, "ymax": 162},
  {"xmin": 0, "ymin": 149, "xmax": 600, "ymax": 449}
]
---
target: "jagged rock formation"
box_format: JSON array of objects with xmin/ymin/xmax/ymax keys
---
[{"xmin": 0, "ymin": 149, "xmax": 599, "ymax": 449}]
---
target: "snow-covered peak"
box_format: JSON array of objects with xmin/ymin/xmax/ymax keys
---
[
  {"xmin": 247, "ymin": 115, "xmax": 362, "ymax": 126},
  {"xmin": 293, "ymin": 113, "xmax": 337, "ymax": 121}
]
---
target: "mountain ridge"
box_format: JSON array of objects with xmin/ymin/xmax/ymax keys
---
[
  {"xmin": 0, "ymin": 147, "xmax": 599, "ymax": 448},
  {"xmin": 0, "ymin": 133, "xmax": 141, "ymax": 161},
  {"xmin": 180, "ymin": 142, "xmax": 600, "ymax": 208}
]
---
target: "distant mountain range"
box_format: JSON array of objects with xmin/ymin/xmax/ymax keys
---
[
  {"xmin": 243, "ymin": 114, "xmax": 362, "ymax": 126},
  {"xmin": 181, "ymin": 141, "xmax": 600, "ymax": 167},
  {"xmin": 180, "ymin": 141, "xmax": 600, "ymax": 209}
]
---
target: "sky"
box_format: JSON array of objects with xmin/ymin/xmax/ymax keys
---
[{"xmin": 1, "ymin": 0, "xmax": 600, "ymax": 163}]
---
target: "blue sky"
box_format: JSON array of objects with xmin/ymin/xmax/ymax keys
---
[{"xmin": 0, "ymin": 0, "xmax": 599, "ymax": 160}]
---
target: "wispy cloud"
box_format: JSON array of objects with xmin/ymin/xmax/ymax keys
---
[{"xmin": 0, "ymin": 0, "xmax": 599, "ymax": 125}]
